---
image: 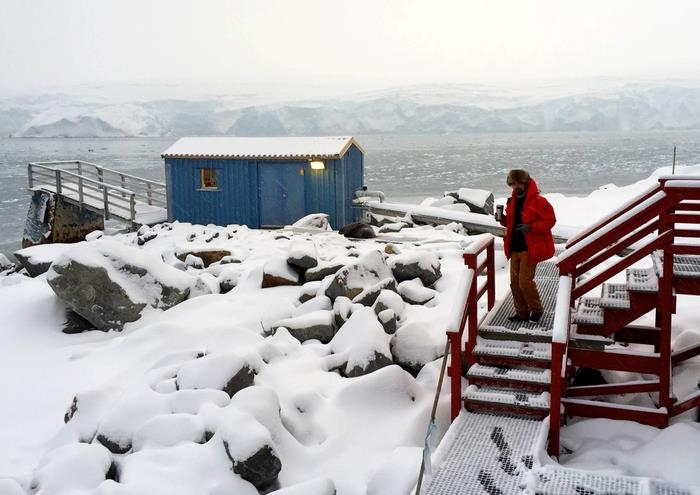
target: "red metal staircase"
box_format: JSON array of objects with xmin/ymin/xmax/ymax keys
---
[{"xmin": 447, "ymin": 175, "xmax": 700, "ymax": 460}]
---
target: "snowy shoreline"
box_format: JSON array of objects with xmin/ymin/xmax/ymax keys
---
[{"xmin": 1, "ymin": 165, "xmax": 699, "ymax": 494}]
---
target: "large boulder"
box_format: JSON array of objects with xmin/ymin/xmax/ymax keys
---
[
  {"xmin": 47, "ymin": 240, "xmax": 194, "ymax": 331},
  {"xmin": 13, "ymin": 243, "xmax": 73, "ymax": 277},
  {"xmin": 325, "ymin": 251, "xmax": 394, "ymax": 301}
]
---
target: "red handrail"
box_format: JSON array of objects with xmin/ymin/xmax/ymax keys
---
[
  {"xmin": 447, "ymin": 235, "xmax": 496, "ymax": 420},
  {"xmin": 548, "ymin": 177, "xmax": 700, "ymax": 456}
]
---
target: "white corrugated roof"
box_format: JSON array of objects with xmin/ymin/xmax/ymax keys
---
[{"xmin": 161, "ymin": 136, "xmax": 364, "ymax": 159}]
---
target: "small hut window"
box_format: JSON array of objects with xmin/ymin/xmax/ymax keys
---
[{"xmin": 199, "ymin": 168, "xmax": 218, "ymax": 190}]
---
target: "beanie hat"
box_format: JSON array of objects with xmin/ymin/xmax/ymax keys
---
[{"xmin": 507, "ymin": 169, "xmax": 530, "ymax": 186}]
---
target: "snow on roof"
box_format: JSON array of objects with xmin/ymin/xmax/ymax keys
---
[{"xmin": 161, "ymin": 136, "xmax": 364, "ymax": 160}]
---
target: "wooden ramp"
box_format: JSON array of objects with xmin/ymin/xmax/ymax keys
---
[{"xmin": 28, "ymin": 160, "xmax": 167, "ymax": 228}]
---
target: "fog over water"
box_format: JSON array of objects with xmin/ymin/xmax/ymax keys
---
[{"xmin": 2, "ymin": 130, "xmax": 700, "ymax": 256}]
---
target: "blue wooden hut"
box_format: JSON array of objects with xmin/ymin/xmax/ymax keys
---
[{"xmin": 161, "ymin": 136, "xmax": 365, "ymax": 229}]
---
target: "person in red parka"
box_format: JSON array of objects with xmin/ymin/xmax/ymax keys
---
[{"xmin": 497, "ymin": 169, "xmax": 556, "ymax": 322}]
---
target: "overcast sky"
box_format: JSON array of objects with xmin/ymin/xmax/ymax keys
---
[{"xmin": 3, "ymin": 0, "xmax": 700, "ymax": 96}]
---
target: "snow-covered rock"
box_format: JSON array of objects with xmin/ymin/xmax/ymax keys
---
[
  {"xmin": 176, "ymin": 352, "xmax": 261, "ymax": 398},
  {"xmin": 291, "ymin": 213, "xmax": 331, "ymax": 231},
  {"xmin": 218, "ymin": 406, "xmax": 282, "ymax": 490},
  {"xmin": 262, "ymin": 257, "xmax": 300, "ymax": 288},
  {"xmin": 46, "ymin": 240, "xmax": 194, "ymax": 331},
  {"xmin": 33, "ymin": 443, "xmax": 114, "ymax": 493},
  {"xmin": 397, "ymin": 278, "xmax": 437, "ymax": 305},
  {"xmin": 132, "ymin": 413, "xmax": 206, "ymax": 451},
  {"xmin": 287, "ymin": 239, "xmax": 319, "ymax": 269},
  {"xmin": 325, "ymin": 250, "xmax": 394, "ymax": 300},
  {"xmin": 272, "ymin": 310, "xmax": 337, "ymax": 344},
  {"xmin": 445, "ymin": 187, "xmax": 494, "ymax": 215},
  {"xmin": 390, "ymin": 320, "xmax": 445, "ymax": 374},
  {"xmin": 329, "ymin": 307, "xmax": 393, "ymax": 377},
  {"xmin": 13, "ymin": 243, "xmax": 73, "ymax": 277},
  {"xmin": 389, "ymin": 251, "xmax": 442, "ymax": 286},
  {"xmin": 95, "ymin": 387, "xmax": 171, "ymax": 453}
]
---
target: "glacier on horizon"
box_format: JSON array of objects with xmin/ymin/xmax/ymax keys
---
[{"xmin": 2, "ymin": 83, "xmax": 700, "ymax": 138}]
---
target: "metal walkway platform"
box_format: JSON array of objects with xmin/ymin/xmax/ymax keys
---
[
  {"xmin": 480, "ymin": 257, "xmax": 561, "ymax": 339},
  {"xmin": 425, "ymin": 413, "xmax": 698, "ymax": 495},
  {"xmin": 425, "ymin": 412, "xmax": 541, "ymax": 495},
  {"xmin": 28, "ymin": 160, "xmax": 167, "ymax": 227}
]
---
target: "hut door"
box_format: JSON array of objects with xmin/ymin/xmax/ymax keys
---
[{"xmin": 258, "ymin": 164, "xmax": 305, "ymax": 227}]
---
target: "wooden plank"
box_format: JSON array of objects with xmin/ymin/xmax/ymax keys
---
[
  {"xmin": 563, "ymin": 399, "xmax": 668, "ymax": 427},
  {"xmin": 568, "ymin": 348, "xmax": 661, "ymax": 374},
  {"xmin": 566, "ymin": 380, "xmax": 660, "ymax": 397}
]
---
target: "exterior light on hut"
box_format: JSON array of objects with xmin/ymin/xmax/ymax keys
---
[{"xmin": 309, "ymin": 159, "xmax": 325, "ymax": 170}]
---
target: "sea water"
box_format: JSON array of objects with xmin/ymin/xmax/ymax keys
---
[{"xmin": 2, "ymin": 131, "xmax": 700, "ymax": 257}]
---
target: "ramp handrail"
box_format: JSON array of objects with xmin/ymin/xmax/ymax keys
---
[
  {"xmin": 446, "ymin": 234, "xmax": 496, "ymax": 420},
  {"xmin": 29, "ymin": 163, "xmax": 138, "ymax": 223},
  {"xmin": 28, "ymin": 160, "xmax": 166, "ymax": 209}
]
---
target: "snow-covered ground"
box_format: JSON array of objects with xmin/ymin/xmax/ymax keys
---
[{"xmin": 0, "ymin": 165, "xmax": 699, "ymax": 494}]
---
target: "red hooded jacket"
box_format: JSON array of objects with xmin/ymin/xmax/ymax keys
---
[{"xmin": 500, "ymin": 178, "xmax": 556, "ymax": 263}]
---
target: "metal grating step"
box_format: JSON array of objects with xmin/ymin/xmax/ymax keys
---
[
  {"xmin": 673, "ymin": 254, "xmax": 700, "ymax": 278},
  {"xmin": 627, "ymin": 266, "xmax": 659, "ymax": 292},
  {"xmin": 532, "ymin": 258, "xmax": 561, "ymax": 280},
  {"xmin": 425, "ymin": 412, "xmax": 542, "ymax": 495},
  {"xmin": 473, "ymin": 338, "xmax": 552, "ymax": 362},
  {"xmin": 600, "ymin": 283, "xmax": 631, "ymax": 309},
  {"xmin": 465, "ymin": 385, "xmax": 551, "ymax": 410},
  {"xmin": 467, "ymin": 363, "xmax": 551, "ymax": 385},
  {"xmin": 482, "ymin": 276, "xmax": 559, "ymax": 333},
  {"xmin": 528, "ymin": 465, "xmax": 696, "ymax": 495},
  {"xmin": 572, "ymin": 297, "xmax": 604, "ymax": 325}
]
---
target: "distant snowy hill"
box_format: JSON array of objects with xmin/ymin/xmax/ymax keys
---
[{"xmin": 2, "ymin": 83, "xmax": 700, "ymax": 137}]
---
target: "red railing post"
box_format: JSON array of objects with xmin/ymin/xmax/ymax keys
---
[
  {"xmin": 447, "ymin": 331, "xmax": 462, "ymax": 420},
  {"xmin": 487, "ymin": 241, "xmax": 495, "ymax": 310},
  {"xmin": 548, "ymin": 341, "xmax": 564, "ymax": 457}
]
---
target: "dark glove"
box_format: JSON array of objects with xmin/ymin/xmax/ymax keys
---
[{"xmin": 514, "ymin": 224, "xmax": 531, "ymax": 233}]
